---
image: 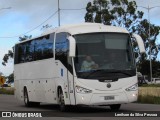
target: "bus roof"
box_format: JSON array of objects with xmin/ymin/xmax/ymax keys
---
[
  {"xmin": 16, "ymin": 23, "xmax": 129, "ymax": 45},
  {"xmin": 45, "ymin": 23, "xmax": 129, "ymax": 35}
]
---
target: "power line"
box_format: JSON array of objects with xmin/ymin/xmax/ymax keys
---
[
  {"xmin": 60, "ymin": 8, "xmax": 86, "ymax": 11},
  {"xmin": 0, "ymin": 10, "xmax": 58, "ymax": 39},
  {"xmin": 23, "ymin": 10, "xmax": 58, "ymax": 35},
  {"xmin": 0, "ymin": 7, "xmax": 86, "ymax": 39}
]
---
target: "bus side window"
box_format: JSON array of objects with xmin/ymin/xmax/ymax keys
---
[
  {"xmin": 14, "ymin": 33, "xmax": 55, "ymax": 64},
  {"xmin": 14, "ymin": 45, "xmax": 19, "ymax": 64},
  {"xmin": 25, "ymin": 41, "xmax": 34, "ymax": 62},
  {"xmin": 34, "ymin": 34, "xmax": 54, "ymax": 60},
  {"xmin": 55, "ymin": 32, "xmax": 73, "ymax": 74},
  {"xmin": 18, "ymin": 44, "xmax": 26, "ymax": 63},
  {"xmin": 55, "ymin": 32, "xmax": 69, "ymax": 68}
]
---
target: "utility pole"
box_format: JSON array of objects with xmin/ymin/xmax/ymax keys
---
[
  {"xmin": 138, "ymin": 5, "xmax": 160, "ymax": 82},
  {"xmin": 147, "ymin": 5, "xmax": 152, "ymax": 83},
  {"xmin": 58, "ymin": 0, "xmax": 60, "ymax": 26}
]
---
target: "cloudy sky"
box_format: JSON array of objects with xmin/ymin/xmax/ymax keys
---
[{"xmin": 0, "ymin": 0, "xmax": 160, "ymax": 76}]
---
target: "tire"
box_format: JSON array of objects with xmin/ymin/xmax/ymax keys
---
[
  {"xmin": 59, "ymin": 89, "xmax": 68, "ymax": 112},
  {"xmin": 110, "ymin": 104, "xmax": 121, "ymax": 111},
  {"xmin": 24, "ymin": 88, "xmax": 40, "ymax": 107}
]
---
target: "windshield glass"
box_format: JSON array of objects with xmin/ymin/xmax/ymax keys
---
[{"xmin": 74, "ymin": 33, "xmax": 136, "ymax": 80}]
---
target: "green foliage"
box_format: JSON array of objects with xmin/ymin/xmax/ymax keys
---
[
  {"xmin": 138, "ymin": 60, "xmax": 160, "ymax": 77},
  {"xmin": 6, "ymin": 73, "xmax": 14, "ymax": 83},
  {"xmin": 0, "ymin": 88, "xmax": 14, "ymax": 95},
  {"xmin": 2, "ymin": 35, "xmax": 32, "ymax": 66},
  {"xmin": 85, "ymin": 0, "xmax": 160, "ymax": 61},
  {"xmin": 85, "ymin": 0, "xmax": 143, "ymax": 27},
  {"xmin": 141, "ymin": 84, "xmax": 160, "ymax": 87},
  {"xmin": 136, "ymin": 20, "xmax": 160, "ymax": 61},
  {"xmin": 19, "ymin": 35, "xmax": 32, "ymax": 41},
  {"xmin": 2, "ymin": 50, "xmax": 13, "ymax": 66},
  {"xmin": 138, "ymin": 95, "xmax": 160, "ymax": 104},
  {"xmin": 41, "ymin": 24, "xmax": 52, "ymax": 31}
]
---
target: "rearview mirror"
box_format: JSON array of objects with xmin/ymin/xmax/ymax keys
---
[
  {"xmin": 132, "ymin": 34, "xmax": 145, "ymax": 53},
  {"xmin": 68, "ymin": 36, "xmax": 76, "ymax": 57}
]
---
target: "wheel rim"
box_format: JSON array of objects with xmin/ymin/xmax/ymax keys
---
[
  {"xmin": 59, "ymin": 92, "xmax": 65, "ymax": 110},
  {"xmin": 24, "ymin": 91, "xmax": 28, "ymax": 104}
]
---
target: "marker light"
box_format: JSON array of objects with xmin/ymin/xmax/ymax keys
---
[
  {"xmin": 82, "ymin": 96, "xmax": 84, "ymax": 100},
  {"xmin": 125, "ymin": 83, "xmax": 138, "ymax": 91},
  {"xmin": 132, "ymin": 94, "xmax": 136, "ymax": 97},
  {"xmin": 75, "ymin": 86, "xmax": 92, "ymax": 94}
]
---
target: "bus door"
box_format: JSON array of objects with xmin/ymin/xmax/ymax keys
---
[
  {"xmin": 55, "ymin": 32, "xmax": 76, "ymax": 105},
  {"xmin": 67, "ymin": 58, "xmax": 76, "ymax": 105}
]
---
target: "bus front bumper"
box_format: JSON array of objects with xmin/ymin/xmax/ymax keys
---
[{"xmin": 75, "ymin": 91, "xmax": 138, "ymax": 105}]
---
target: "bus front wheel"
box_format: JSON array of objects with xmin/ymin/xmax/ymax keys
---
[
  {"xmin": 110, "ymin": 104, "xmax": 121, "ymax": 111},
  {"xmin": 58, "ymin": 89, "xmax": 68, "ymax": 112}
]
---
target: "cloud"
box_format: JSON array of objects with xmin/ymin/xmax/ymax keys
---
[
  {"xmin": 0, "ymin": 0, "xmax": 160, "ymax": 76},
  {"xmin": 0, "ymin": 0, "xmax": 93, "ymax": 31},
  {"xmin": 0, "ymin": 0, "xmax": 93, "ymax": 76}
]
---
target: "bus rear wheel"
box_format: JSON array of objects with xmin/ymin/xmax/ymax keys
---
[
  {"xmin": 110, "ymin": 104, "xmax": 121, "ymax": 111},
  {"xmin": 24, "ymin": 88, "xmax": 40, "ymax": 107}
]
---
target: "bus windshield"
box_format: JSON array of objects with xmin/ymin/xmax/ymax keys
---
[{"xmin": 74, "ymin": 33, "xmax": 136, "ymax": 80}]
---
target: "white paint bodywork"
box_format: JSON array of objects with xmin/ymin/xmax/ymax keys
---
[{"xmin": 14, "ymin": 23, "xmax": 138, "ymax": 106}]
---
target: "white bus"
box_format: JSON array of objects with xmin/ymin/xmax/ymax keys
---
[{"xmin": 14, "ymin": 23, "xmax": 145, "ymax": 111}]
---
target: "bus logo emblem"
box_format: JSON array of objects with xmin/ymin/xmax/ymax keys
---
[{"xmin": 106, "ymin": 83, "xmax": 111, "ymax": 88}]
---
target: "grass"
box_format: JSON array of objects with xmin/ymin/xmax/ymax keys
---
[
  {"xmin": 140, "ymin": 84, "xmax": 160, "ymax": 87},
  {"xmin": 138, "ymin": 87, "xmax": 160, "ymax": 97},
  {"xmin": 138, "ymin": 95, "xmax": 160, "ymax": 104},
  {"xmin": 0, "ymin": 88, "xmax": 14, "ymax": 95},
  {"xmin": 138, "ymin": 86, "xmax": 160, "ymax": 104}
]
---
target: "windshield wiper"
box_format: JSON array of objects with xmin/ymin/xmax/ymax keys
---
[
  {"xmin": 86, "ymin": 69, "xmax": 134, "ymax": 78},
  {"xmin": 105, "ymin": 69, "xmax": 134, "ymax": 77},
  {"xmin": 84, "ymin": 69, "xmax": 105, "ymax": 79}
]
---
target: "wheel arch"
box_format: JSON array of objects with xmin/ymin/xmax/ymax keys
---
[
  {"xmin": 57, "ymin": 85, "xmax": 62, "ymax": 98},
  {"xmin": 23, "ymin": 86, "xmax": 27, "ymax": 94}
]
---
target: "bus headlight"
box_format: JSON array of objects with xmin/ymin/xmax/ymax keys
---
[
  {"xmin": 75, "ymin": 86, "xmax": 92, "ymax": 94},
  {"xmin": 125, "ymin": 83, "xmax": 138, "ymax": 91}
]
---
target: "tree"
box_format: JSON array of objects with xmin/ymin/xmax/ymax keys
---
[
  {"xmin": 136, "ymin": 19, "xmax": 160, "ymax": 61},
  {"xmin": 6, "ymin": 73, "xmax": 14, "ymax": 83},
  {"xmin": 85, "ymin": 0, "xmax": 160, "ymax": 61},
  {"xmin": 2, "ymin": 23, "xmax": 52, "ymax": 66},
  {"xmin": 2, "ymin": 35, "xmax": 32, "ymax": 66},
  {"xmin": 41, "ymin": 24, "xmax": 52, "ymax": 31},
  {"xmin": 138, "ymin": 60, "xmax": 160, "ymax": 78},
  {"xmin": 2, "ymin": 50, "xmax": 13, "ymax": 66},
  {"xmin": 19, "ymin": 35, "xmax": 32, "ymax": 41}
]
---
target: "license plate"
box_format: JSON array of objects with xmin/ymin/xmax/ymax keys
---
[{"xmin": 104, "ymin": 96, "xmax": 115, "ymax": 100}]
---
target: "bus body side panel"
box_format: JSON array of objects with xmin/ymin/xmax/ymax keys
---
[
  {"xmin": 14, "ymin": 58, "xmax": 57, "ymax": 103},
  {"xmin": 14, "ymin": 79, "xmax": 21, "ymax": 100}
]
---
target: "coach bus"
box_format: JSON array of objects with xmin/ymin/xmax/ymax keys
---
[{"xmin": 14, "ymin": 23, "xmax": 145, "ymax": 111}]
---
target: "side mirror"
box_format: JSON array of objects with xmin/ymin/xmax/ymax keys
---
[
  {"xmin": 68, "ymin": 36, "xmax": 76, "ymax": 57},
  {"xmin": 132, "ymin": 34, "xmax": 145, "ymax": 53}
]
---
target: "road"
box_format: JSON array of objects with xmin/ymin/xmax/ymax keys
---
[{"xmin": 0, "ymin": 94, "xmax": 160, "ymax": 120}]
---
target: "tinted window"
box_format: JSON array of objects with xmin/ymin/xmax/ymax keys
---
[
  {"xmin": 34, "ymin": 34, "xmax": 54, "ymax": 60},
  {"xmin": 55, "ymin": 32, "xmax": 69, "ymax": 68},
  {"xmin": 14, "ymin": 33, "xmax": 54, "ymax": 64}
]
